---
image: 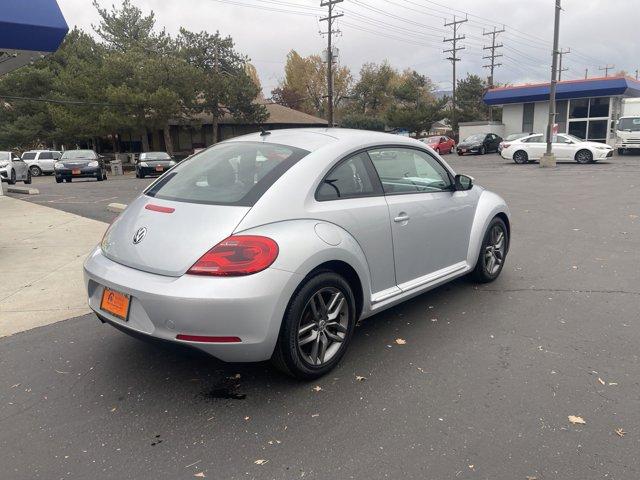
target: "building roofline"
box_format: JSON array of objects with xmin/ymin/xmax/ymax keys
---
[{"xmin": 488, "ymin": 76, "xmax": 640, "ymax": 93}]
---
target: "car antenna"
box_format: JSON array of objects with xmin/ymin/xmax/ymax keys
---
[{"xmin": 260, "ymin": 128, "xmax": 271, "ymax": 137}]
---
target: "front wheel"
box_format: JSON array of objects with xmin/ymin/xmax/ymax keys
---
[
  {"xmin": 24, "ymin": 170, "xmax": 32, "ymax": 184},
  {"xmin": 8, "ymin": 170, "xmax": 16, "ymax": 185},
  {"xmin": 617, "ymin": 148, "xmax": 625, "ymax": 156},
  {"xmin": 29, "ymin": 165, "xmax": 42, "ymax": 177},
  {"xmin": 480, "ymin": 146, "xmax": 486, "ymax": 155},
  {"xmin": 272, "ymin": 272, "xmax": 356, "ymax": 380},
  {"xmin": 575, "ymin": 149, "xmax": 593, "ymax": 164},
  {"xmin": 55, "ymin": 176, "xmax": 62, "ymax": 183},
  {"xmin": 471, "ymin": 217, "xmax": 508, "ymax": 283}
]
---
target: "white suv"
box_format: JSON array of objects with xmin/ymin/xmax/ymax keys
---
[{"xmin": 21, "ymin": 150, "xmax": 62, "ymax": 176}]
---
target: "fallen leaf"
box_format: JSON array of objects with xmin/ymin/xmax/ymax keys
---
[
  {"xmin": 526, "ymin": 476, "xmax": 538, "ymax": 480},
  {"xmin": 244, "ymin": 416, "xmax": 250, "ymax": 421},
  {"xmin": 430, "ymin": 318, "xmax": 437, "ymax": 322},
  {"xmin": 355, "ymin": 375, "xmax": 367, "ymax": 381},
  {"xmin": 110, "ymin": 407, "xmax": 117, "ymax": 412},
  {"xmin": 194, "ymin": 473, "xmax": 206, "ymax": 478},
  {"xmin": 598, "ymin": 377, "xmax": 605, "ymax": 385},
  {"xmin": 254, "ymin": 459, "xmax": 269, "ymax": 465},
  {"xmin": 609, "ymin": 382, "xmax": 618, "ymax": 386},
  {"xmin": 615, "ymin": 428, "xmax": 626, "ymax": 437},
  {"xmin": 568, "ymin": 415, "xmax": 586, "ymax": 425},
  {"xmin": 312, "ymin": 385, "xmax": 322, "ymax": 392},
  {"xmin": 395, "ymin": 338, "xmax": 406, "ymax": 345},
  {"xmin": 311, "ymin": 413, "xmax": 320, "ymax": 417}
]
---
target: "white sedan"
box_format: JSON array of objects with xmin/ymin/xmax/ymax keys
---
[{"xmin": 501, "ymin": 133, "xmax": 614, "ymax": 164}]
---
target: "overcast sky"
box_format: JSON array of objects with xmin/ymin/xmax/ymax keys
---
[{"xmin": 57, "ymin": 0, "xmax": 638, "ymax": 96}]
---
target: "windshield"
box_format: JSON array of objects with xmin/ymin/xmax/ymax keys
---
[
  {"xmin": 145, "ymin": 141, "xmax": 309, "ymax": 206},
  {"xmin": 141, "ymin": 152, "xmax": 171, "ymax": 161},
  {"xmin": 61, "ymin": 150, "xmax": 97, "ymax": 160},
  {"xmin": 424, "ymin": 136, "xmax": 440, "ymax": 142},
  {"xmin": 0, "ymin": 152, "xmax": 11, "ymax": 161},
  {"xmin": 618, "ymin": 118, "xmax": 640, "ymax": 132},
  {"xmin": 464, "ymin": 134, "xmax": 485, "ymax": 142}
]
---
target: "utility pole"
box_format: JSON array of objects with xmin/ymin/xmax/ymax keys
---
[
  {"xmin": 541, "ymin": 0, "xmax": 562, "ymax": 168},
  {"xmin": 598, "ymin": 64, "xmax": 615, "ymax": 77},
  {"xmin": 443, "ymin": 15, "xmax": 467, "ymax": 135},
  {"xmin": 320, "ymin": 0, "xmax": 343, "ymax": 127},
  {"xmin": 558, "ymin": 47, "xmax": 570, "ymax": 81},
  {"xmin": 635, "ymin": 69, "xmax": 638, "ymax": 80},
  {"xmin": 483, "ymin": 26, "xmax": 504, "ymax": 121},
  {"xmin": 585, "ymin": 68, "xmax": 588, "ymax": 79}
]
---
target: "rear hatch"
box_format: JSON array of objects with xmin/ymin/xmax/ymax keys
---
[{"xmin": 102, "ymin": 195, "xmax": 249, "ymax": 277}]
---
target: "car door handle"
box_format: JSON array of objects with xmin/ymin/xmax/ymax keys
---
[{"xmin": 394, "ymin": 214, "xmax": 410, "ymax": 223}]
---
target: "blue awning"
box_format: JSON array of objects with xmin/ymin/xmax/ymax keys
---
[
  {"xmin": 484, "ymin": 77, "xmax": 640, "ymax": 106},
  {"xmin": 0, "ymin": 0, "xmax": 68, "ymax": 74}
]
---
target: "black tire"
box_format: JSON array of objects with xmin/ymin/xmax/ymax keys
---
[
  {"xmin": 65, "ymin": 178, "xmax": 71, "ymax": 183},
  {"xmin": 96, "ymin": 171, "xmax": 103, "ymax": 181},
  {"xmin": 513, "ymin": 150, "xmax": 529, "ymax": 164},
  {"xmin": 618, "ymin": 148, "xmax": 625, "ymax": 156},
  {"xmin": 457, "ymin": 151, "xmax": 463, "ymax": 156},
  {"xmin": 29, "ymin": 165, "xmax": 42, "ymax": 177},
  {"xmin": 575, "ymin": 149, "xmax": 593, "ymax": 164},
  {"xmin": 480, "ymin": 146, "xmax": 486, "ymax": 155},
  {"xmin": 272, "ymin": 271, "xmax": 357, "ymax": 380},
  {"xmin": 471, "ymin": 217, "xmax": 509, "ymax": 283},
  {"xmin": 24, "ymin": 170, "xmax": 32, "ymax": 184},
  {"xmin": 55, "ymin": 176, "xmax": 62, "ymax": 183},
  {"xmin": 8, "ymin": 170, "xmax": 16, "ymax": 185},
  {"xmin": 103, "ymin": 171, "xmax": 108, "ymax": 180},
  {"xmin": 139, "ymin": 172, "xmax": 145, "ymax": 179}
]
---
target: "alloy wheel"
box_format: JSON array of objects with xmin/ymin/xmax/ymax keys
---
[
  {"xmin": 30, "ymin": 166, "xmax": 42, "ymax": 177},
  {"xmin": 297, "ymin": 287, "xmax": 349, "ymax": 366},
  {"xmin": 484, "ymin": 224, "xmax": 506, "ymax": 275},
  {"xmin": 576, "ymin": 150, "xmax": 593, "ymax": 164}
]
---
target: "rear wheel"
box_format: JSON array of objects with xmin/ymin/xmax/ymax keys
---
[
  {"xmin": 29, "ymin": 165, "xmax": 42, "ymax": 177},
  {"xmin": 55, "ymin": 176, "xmax": 62, "ymax": 183},
  {"xmin": 272, "ymin": 271, "xmax": 356, "ymax": 380},
  {"xmin": 480, "ymin": 146, "xmax": 486, "ymax": 155},
  {"xmin": 617, "ymin": 148, "xmax": 625, "ymax": 156},
  {"xmin": 65, "ymin": 178, "xmax": 72, "ymax": 183},
  {"xmin": 8, "ymin": 170, "xmax": 16, "ymax": 185},
  {"xmin": 471, "ymin": 217, "xmax": 508, "ymax": 283},
  {"xmin": 513, "ymin": 150, "xmax": 529, "ymax": 164},
  {"xmin": 575, "ymin": 149, "xmax": 593, "ymax": 164}
]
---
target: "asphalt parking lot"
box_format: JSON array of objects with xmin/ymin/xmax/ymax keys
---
[{"xmin": 2, "ymin": 153, "xmax": 640, "ymax": 479}]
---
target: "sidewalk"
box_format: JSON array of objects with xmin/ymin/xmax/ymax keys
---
[{"xmin": 0, "ymin": 196, "xmax": 107, "ymax": 337}]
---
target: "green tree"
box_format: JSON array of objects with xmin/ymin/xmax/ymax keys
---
[
  {"xmin": 454, "ymin": 74, "xmax": 492, "ymax": 129},
  {"xmin": 349, "ymin": 61, "xmax": 398, "ymax": 115},
  {"xmin": 340, "ymin": 113, "xmax": 385, "ymax": 131}
]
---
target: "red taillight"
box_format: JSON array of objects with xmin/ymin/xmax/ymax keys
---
[
  {"xmin": 502, "ymin": 143, "xmax": 510, "ymax": 149},
  {"xmin": 187, "ymin": 235, "xmax": 279, "ymax": 276},
  {"xmin": 176, "ymin": 334, "xmax": 241, "ymax": 343}
]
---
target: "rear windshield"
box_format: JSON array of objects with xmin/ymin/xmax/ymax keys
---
[
  {"xmin": 22, "ymin": 152, "xmax": 37, "ymax": 160},
  {"xmin": 145, "ymin": 141, "xmax": 309, "ymax": 206},
  {"xmin": 141, "ymin": 152, "xmax": 171, "ymax": 160},
  {"xmin": 61, "ymin": 150, "xmax": 97, "ymax": 160}
]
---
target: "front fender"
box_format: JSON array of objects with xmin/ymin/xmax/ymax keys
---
[
  {"xmin": 466, "ymin": 190, "xmax": 511, "ymax": 268},
  {"xmin": 235, "ymin": 219, "xmax": 372, "ymax": 304}
]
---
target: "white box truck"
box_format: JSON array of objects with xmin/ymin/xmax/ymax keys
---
[{"xmin": 615, "ymin": 98, "xmax": 640, "ymax": 155}]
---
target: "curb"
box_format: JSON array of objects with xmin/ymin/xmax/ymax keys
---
[
  {"xmin": 7, "ymin": 186, "xmax": 39, "ymax": 195},
  {"xmin": 107, "ymin": 202, "xmax": 127, "ymax": 213}
]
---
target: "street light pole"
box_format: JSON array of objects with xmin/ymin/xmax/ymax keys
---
[{"xmin": 541, "ymin": 0, "xmax": 562, "ymax": 168}]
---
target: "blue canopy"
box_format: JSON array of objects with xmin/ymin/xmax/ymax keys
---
[
  {"xmin": 0, "ymin": 0, "xmax": 68, "ymax": 74},
  {"xmin": 484, "ymin": 77, "xmax": 640, "ymax": 106}
]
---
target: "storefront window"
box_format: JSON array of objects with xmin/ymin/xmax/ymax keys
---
[
  {"xmin": 569, "ymin": 98, "xmax": 589, "ymax": 118},
  {"xmin": 556, "ymin": 100, "xmax": 568, "ymax": 133},
  {"xmin": 522, "ymin": 103, "xmax": 535, "ymax": 133},
  {"xmin": 589, "ymin": 98, "xmax": 610, "ymax": 118},
  {"xmin": 588, "ymin": 120, "xmax": 608, "ymax": 141},
  {"xmin": 568, "ymin": 121, "xmax": 587, "ymax": 139}
]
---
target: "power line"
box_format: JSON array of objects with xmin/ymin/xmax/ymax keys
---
[
  {"xmin": 598, "ymin": 64, "xmax": 615, "ymax": 77},
  {"xmin": 558, "ymin": 47, "xmax": 570, "ymax": 81}
]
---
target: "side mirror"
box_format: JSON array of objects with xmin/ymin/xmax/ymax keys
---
[{"xmin": 454, "ymin": 174, "xmax": 474, "ymax": 191}]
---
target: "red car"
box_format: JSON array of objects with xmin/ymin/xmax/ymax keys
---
[{"xmin": 420, "ymin": 135, "xmax": 456, "ymax": 154}]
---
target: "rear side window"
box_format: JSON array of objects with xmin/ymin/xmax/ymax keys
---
[
  {"xmin": 146, "ymin": 142, "xmax": 309, "ymax": 206},
  {"xmin": 316, "ymin": 152, "xmax": 378, "ymax": 201},
  {"xmin": 22, "ymin": 152, "xmax": 36, "ymax": 160},
  {"xmin": 39, "ymin": 152, "xmax": 53, "ymax": 159}
]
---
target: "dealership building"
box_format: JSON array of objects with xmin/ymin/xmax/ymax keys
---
[{"xmin": 479, "ymin": 76, "xmax": 640, "ymax": 144}]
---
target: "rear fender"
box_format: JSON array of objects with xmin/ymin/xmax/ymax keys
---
[{"xmin": 235, "ymin": 219, "xmax": 372, "ymax": 308}]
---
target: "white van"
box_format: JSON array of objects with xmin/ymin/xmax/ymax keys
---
[{"xmin": 21, "ymin": 150, "xmax": 62, "ymax": 176}]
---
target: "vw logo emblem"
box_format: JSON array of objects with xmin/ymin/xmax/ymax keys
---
[{"xmin": 133, "ymin": 227, "xmax": 147, "ymax": 244}]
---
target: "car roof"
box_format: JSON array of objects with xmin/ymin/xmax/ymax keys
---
[{"xmin": 223, "ymin": 128, "xmax": 424, "ymax": 153}]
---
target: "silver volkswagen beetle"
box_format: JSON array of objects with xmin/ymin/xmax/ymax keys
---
[{"xmin": 85, "ymin": 128, "xmax": 510, "ymax": 379}]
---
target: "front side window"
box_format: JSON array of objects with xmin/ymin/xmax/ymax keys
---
[
  {"xmin": 523, "ymin": 135, "xmax": 544, "ymax": 143},
  {"xmin": 146, "ymin": 141, "xmax": 309, "ymax": 206},
  {"xmin": 369, "ymin": 147, "xmax": 452, "ymax": 194},
  {"xmin": 316, "ymin": 152, "xmax": 377, "ymax": 201},
  {"xmin": 21, "ymin": 152, "xmax": 36, "ymax": 160},
  {"xmin": 39, "ymin": 152, "xmax": 53, "ymax": 160}
]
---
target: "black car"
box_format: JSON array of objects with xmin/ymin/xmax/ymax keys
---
[
  {"xmin": 54, "ymin": 150, "xmax": 107, "ymax": 183},
  {"xmin": 135, "ymin": 152, "xmax": 176, "ymax": 178},
  {"xmin": 457, "ymin": 133, "xmax": 503, "ymax": 156}
]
